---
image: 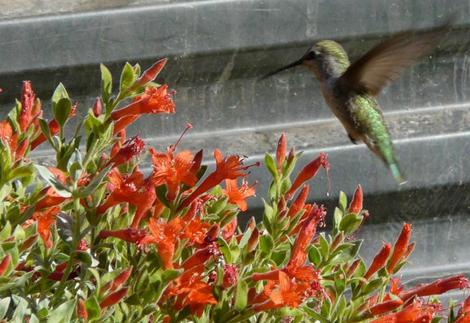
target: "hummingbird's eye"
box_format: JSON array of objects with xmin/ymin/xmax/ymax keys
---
[{"xmin": 306, "ymin": 51, "xmax": 318, "ymax": 60}]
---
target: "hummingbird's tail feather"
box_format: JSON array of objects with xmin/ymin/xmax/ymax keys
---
[{"xmin": 389, "ymin": 163, "xmax": 407, "ymax": 185}]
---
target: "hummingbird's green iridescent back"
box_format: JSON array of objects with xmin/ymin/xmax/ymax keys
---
[{"xmin": 350, "ymin": 95, "xmax": 404, "ymax": 183}]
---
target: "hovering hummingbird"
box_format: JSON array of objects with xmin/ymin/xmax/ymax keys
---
[{"xmin": 262, "ymin": 21, "xmax": 451, "ymax": 184}]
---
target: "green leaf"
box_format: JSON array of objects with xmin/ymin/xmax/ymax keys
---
[
  {"xmin": 85, "ymin": 296, "xmax": 101, "ymax": 320},
  {"xmin": 38, "ymin": 119, "xmax": 54, "ymax": 148},
  {"xmin": 120, "ymin": 62, "xmax": 136, "ymax": 92},
  {"xmin": 338, "ymin": 191, "xmax": 347, "ymax": 211},
  {"xmin": 264, "ymin": 154, "xmax": 278, "ymax": 179},
  {"xmin": 53, "ymin": 98, "xmax": 72, "ymax": 128},
  {"xmin": 48, "ymin": 299, "xmax": 75, "ymax": 323},
  {"xmin": 259, "ymin": 235, "xmax": 274, "ymax": 255},
  {"xmin": 339, "ymin": 213, "xmax": 364, "ymax": 234},
  {"xmin": 238, "ymin": 227, "xmax": 253, "ymax": 250},
  {"xmin": 0, "ymin": 297, "xmax": 10, "ymax": 320},
  {"xmin": 35, "ymin": 164, "xmax": 71, "ymax": 197},
  {"xmin": 235, "ymin": 280, "xmax": 248, "ymax": 310},
  {"xmin": 51, "ymin": 83, "xmax": 70, "ymax": 106},
  {"xmin": 76, "ymin": 164, "xmax": 112, "ymax": 198},
  {"xmin": 156, "ymin": 185, "xmax": 171, "ymax": 208},
  {"xmin": 7, "ymin": 164, "xmax": 34, "ymax": 183},
  {"xmin": 0, "ymin": 222, "xmax": 11, "ymax": 241},
  {"xmin": 308, "ymin": 245, "xmax": 322, "ymax": 267},
  {"xmin": 360, "ymin": 277, "xmax": 385, "ymax": 296},
  {"xmin": 100, "ymin": 64, "xmax": 113, "ymax": 106},
  {"xmin": 333, "ymin": 207, "xmax": 343, "ymax": 233},
  {"xmin": 218, "ymin": 238, "xmax": 232, "ymax": 263},
  {"xmin": 76, "ymin": 251, "xmax": 93, "ymax": 267},
  {"xmin": 11, "ymin": 296, "xmax": 28, "ymax": 323},
  {"xmin": 318, "ymin": 233, "xmax": 330, "ymax": 260}
]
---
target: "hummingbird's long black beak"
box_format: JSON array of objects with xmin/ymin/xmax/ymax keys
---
[{"xmin": 260, "ymin": 59, "xmax": 303, "ymax": 80}]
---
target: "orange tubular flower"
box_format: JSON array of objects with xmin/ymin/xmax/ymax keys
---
[
  {"xmin": 77, "ymin": 298, "xmax": 88, "ymax": 320},
  {"xmin": 364, "ymin": 242, "xmax": 391, "ymax": 280},
  {"xmin": 182, "ymin": 216, "xmax": 211, "ymax": 246},
  {"xmin": 134, "ymin": 58, "xmax": 168, "ymax": 87},
  {"xmin": 369, "ymin": 298, "xmax": 404, "ymax": 316},
  {"xmin": 179, "ymin": 149, "xmax": 259, "ymax": 210},
  {"xmin": 0, "ymin": 254, "xmax": 12, "ymax": 276},
  {"xmin": 387, "ymin": 223, "xmax": 412, "ymax": 273},
  {"xmin": 33, "ymin": 206, "xmax": 61, "ymax": 248},
  {"xmin": 286, "ymin": 153, "xmax": 329, "ymax": 198},
  {"xmin": 223, "ymin": 265, "xmax": 238, "ymax": 288},
  {"xmin": 371, "ymin": 300, "xmax": 440, "ymax": 323},
  {"xmin": 288, "ymin": 204, "xmax": 326, "ymax": 269},
  {"xmin": 113, "ymin": 115, "xmax": 140, "ymax": 134},
  {"xmin": 19, "ymin": 81, "xmax": 38, "ymax": 132},
  {"xmin": 287, "ymin": 185, "xmax": 309, "ymax": 218},
  {"xmin": 399, "ymin": 274, "xmax": 470, "ymax": 301},
  {"xmin": 109, "ymin": 267, "xmax": 133, "ymax": 292},
  {"xmin": 151, "ymin": 148, "xmax": 198, "ymax": 200},
  {"xmin": 181, "ymin": 244, "xmax": 219, "ymax": 270},
  {"xmin": 106, "ymin": 136, "xmax": 145, "ymax": 167},
  {"xmin": 456, "ymin": 296, "xmax": 470, "ymax": 323},
  {"xmin": 223, "ymin": 178, "xmax": 256, "ymax": 211},
  {"xmin": 276, "ymin": 133, "xmax": 287, "ymax": 173},
  {"xmin": 98, "ymin": 228, "xmax": 146, "ymax": 243},
  {"xmin": 252, "ymin": 271, "xmax": 312, "ymax": 312},
  {"xmin": 164, "ymin": 264, "xmax": 217, "ymax": 317},
  {"xmin": 92, "ymin": 97, "xmax": 102, "ymax": 116},
  {"xmin": 348, "ymin": 184, "xmax": 363, "ymax": 213},
  {"xmin": 111, "ymin": 85, "xmax": 175, "ymax": 121},
  {"xmin": 222, "ymin": 217, "xmax": 237, "ymax": 240},
  {"xmin": 100, "ymin": 287, "xmax": 129, "ymax": 309},
  {"xmin": 140, "ymin": 217, "xmax": 183, "ymax": 269}
]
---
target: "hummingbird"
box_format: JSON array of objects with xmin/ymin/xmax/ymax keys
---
[{"xmin": 262, "ymin": 21, "xmax": 451, "ymax": 184}]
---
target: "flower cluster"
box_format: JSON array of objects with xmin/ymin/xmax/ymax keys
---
[{"xmin": 0, "ymin": 58, "xmax": 467, "ymax": 323}]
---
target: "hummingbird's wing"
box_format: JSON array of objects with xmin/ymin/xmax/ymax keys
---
[{"xmin": 338, "ymin": 21, "xmax": 451, "ymax": 96}]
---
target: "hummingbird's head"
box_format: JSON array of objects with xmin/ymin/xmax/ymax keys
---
[
  {"xmin": 302, "ymin": 40, "xmax": 351, "ymax": 79},
  {"xmin": 262, "ymin": 40, "xmax": 350, "ymax": 80}
]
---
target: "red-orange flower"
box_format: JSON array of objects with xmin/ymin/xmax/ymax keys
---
[
  {"xmin": 165, "ymin": 264, "xmax": 217, "ymax": 317},
  {"xmin": 223, "ymin": 265, "xmax": 238, "ymax": 288},
  {"xmin": 180, "ymin": 149, "xmax": 258, "ymax": 210},
  {"xmin": 99, "ymin": 228, "xmax": 146, "ymax": 243},
  {"xmin": 371, "ymin": 300, "xmax": 440, "ymax": 323},
  {"xmin": 0, "ymin": 254, "xmax": 12, "ymax": 276},
  {"xmin": 369, "ymin": 298, "xmax": 404, "ymax": 316},
  {"xmin": 456, "ymin": 296, "xmax": 470, "ymax": 323},
  {"xmin": 348, "ymin": 184, "xmax": 363, "ymax": 213},
  {"xmin": 387, "ymin": 223, "xmax": 412, "ymax": 273},
  {"xmin": 276, "ymin": 133, "xmax": 287, "ymax": 173},
  {"xmin": 151, "ymin": 148, "xmax": 198, "ymax": 200},
  {"xmin": 111, "ymin": 85, "xmax": 175, "ymax": 120},
  {"xmin": 19, "ymin": 81, "xmax": 40, "ymax": 132},
  {"xmin": 287, "ymin": 185, "xmax": 309, "ymax": 218},
  {"xmin": 399, "ymin": 274, "xmax": 470, "ymax": 301},
  {"xmin": 253, "ymin": 271, "xmax": 315, "ymax": 311},
  {"xmin": 286, "ymin": 153, "xmax": 329, "ymax": 198},
  {"xmin": 32, "ymin": 206, "xmax": 61, "ymax": 248},
  {"xmin": 140, "ymin": 217, "xmax": 183, "ymax": 269},
  {"xmin": 134, "ymin": 58, "xmax": 168, "ymax": 87},
  {"xmin": 288, "ymin": 204, "xmax": 325, "ymax": 269},
  {"xmin": 77, "ymin": 298, "xmax": 88, "ymax": 320},
  {"xmin": 100, "ymin": 288, "xmax": 128, "ymax": 309},
  {"xmin": 223, "ymin": 178, "xmax": 256, "ymax": 211},
  {"xmin": 365, "ymin": 242, "xmax": 391, "ymax": 280},
  {"xmin": 222, "ymin": 217, "xmax": 237, "ymax": 240},
  {"xmin": 107, "ymin": 136, "xmax": 145, "ymax": 167}
]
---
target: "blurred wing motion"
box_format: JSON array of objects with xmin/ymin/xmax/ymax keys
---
[{"xmin": 339, "ymin": 20, "xmax": 452, "ymax": 96}]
